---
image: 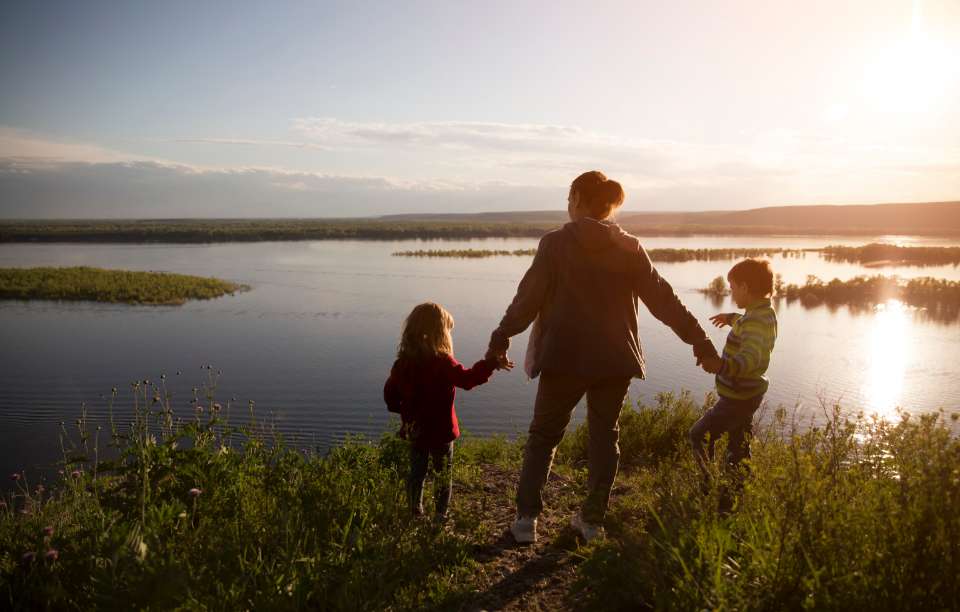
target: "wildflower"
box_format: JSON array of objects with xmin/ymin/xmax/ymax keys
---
[
  {"xmin": 178, "ymin": 511, "xmax": 187, "ymax": 519},
  {"xmin": 212, "ymin": 403, "xmax": 222, "ymax": 412},
  {"xmin": 22, "ymin": 551, "xmax": 36, "ymax": 563},
  {"xmin": 189, "ymin": 487, "xmax": 202, "ymax": 497},
  {"xmin": 45, "ymin": 549, "xmax": 59, "ymax": 562},
  {"xmin": 71, "ymin": 470, "xmax": 82, "ymax": 479},
  {"xmin": 9, "ymin": 473, "xmax": 20, "ymax": 481},
  {"xmin": 43, "ymin": 525, "xmax": 54, "ymax": 537}
]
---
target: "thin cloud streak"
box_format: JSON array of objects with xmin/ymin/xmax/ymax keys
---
[{"xmin": 171, "ymin": 138, "xmax": 331, "ymax": 151}]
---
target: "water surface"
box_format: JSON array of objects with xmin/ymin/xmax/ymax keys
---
[{"xmin": 2, "ymin": 235, "xmax": 959, "ymax": 479}]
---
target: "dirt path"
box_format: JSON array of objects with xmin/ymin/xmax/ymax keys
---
[{"xmin": 454, "ymin": 464, "xmax": 592, "ymax": 611}]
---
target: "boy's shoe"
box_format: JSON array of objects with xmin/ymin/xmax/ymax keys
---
[
  {"xmin": 510, "ymin": 516, "xmax": 537, "ymax": 544},
  {"xmin": 571, "ymin": 513, "xmax": 604, "ymax": 543}
]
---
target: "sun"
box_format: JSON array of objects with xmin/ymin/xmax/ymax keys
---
[{"xmin": 860, "ymin": 2, "xmax": 960, "ymax": 114}]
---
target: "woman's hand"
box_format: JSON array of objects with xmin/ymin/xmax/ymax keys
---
[
  {"xmin": 700, "ymin": 355, "xmax": 723, "ymax": 374},
  {"xmin": 485, "ymin": 348, "xmax": 516, "ymax": 371}
]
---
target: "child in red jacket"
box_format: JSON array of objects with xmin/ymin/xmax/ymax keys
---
[{"xmin": 384, "ymin": 302, "xmax": 504, "ymax": 519}]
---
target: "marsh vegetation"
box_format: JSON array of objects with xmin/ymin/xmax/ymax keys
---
[
  {"xmin": 820, "ymin": 243, "xmax": 960, "ymax": 267},
  {"xmin": 393, "ymin": 247, "xmax": 806, "ymax": 261},
  {"xmin": 0, "ymin": 267, "xmax": 247, "ymax": 305}
]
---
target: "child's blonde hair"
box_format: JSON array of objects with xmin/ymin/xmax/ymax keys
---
[{"xmin": 397, "ymin": 302, "xmax": 454, "ymax": 362}]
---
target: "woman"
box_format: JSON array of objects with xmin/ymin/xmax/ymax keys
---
[{"xmin": 486, "ymin": 170, "xmax": 717, "ymax": 543}]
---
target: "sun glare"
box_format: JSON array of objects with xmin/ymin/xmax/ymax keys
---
[
  {"xmin": 861, "ymin": 3, "xmax": 960, "ymax": 114},
  {"xmin": 862, "ymin": 300, "xmax": 911, "ymax": 419}
]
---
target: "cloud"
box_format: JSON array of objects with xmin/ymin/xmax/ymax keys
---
[
  {"xmin": 0, "ymin": 127, "xmax": 145, "ymax": 164},
  {"xmin": 1, "ymin": 122, "xmax": 957, "ymax": 218},
  {"xmin": 0, "ymin": 158, "xmax": 569, "ymax": 218},
  {"xmin": 171, "ymin": 137, "xmax": 331, "ymax": 151}
]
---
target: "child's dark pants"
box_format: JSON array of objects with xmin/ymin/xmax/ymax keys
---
[
  {"xmin": 689, "ymin": 394, "xmax": 763, "ymax": 475},
  {"xmin": 408, "ymin": 442, "xmax": 454, "ymax": 517}
]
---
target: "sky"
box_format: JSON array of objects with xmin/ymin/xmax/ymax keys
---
[{"xmin": 1, "ymin": 0, "xmax": 959, "ymax": 218}]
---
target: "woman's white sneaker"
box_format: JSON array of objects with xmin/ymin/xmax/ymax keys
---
[
  {"xmin": 571, "ymin": 513, "xmax": 604, "ymax": 542},
  {"xmin": 510, "ymin": 516, "xmax": 538, "ymax": 544}
]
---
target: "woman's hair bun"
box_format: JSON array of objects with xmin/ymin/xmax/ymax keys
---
[{"xmin": 570, "ymin": 171, "xmax": 625, "ymax": 218}]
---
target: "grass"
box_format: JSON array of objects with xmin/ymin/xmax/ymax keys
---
[
  {"xmin": 2, "ymin": 378, "xmax": 957, "ymax": 610},
  {"xmin": 0, "ymin": 267, "xmax": 248, "ymax": 305}
]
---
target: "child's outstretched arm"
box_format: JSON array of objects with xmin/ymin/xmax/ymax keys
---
[
  {"xmin": 709, "ymin": 313, "xmax": 741, "ymax": 328},
  {"xmin": 444, "ymin": 356, "xmax": 498, "ymax": 390}
]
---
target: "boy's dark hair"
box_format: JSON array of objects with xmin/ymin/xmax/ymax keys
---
[{"xmin": 727, "ymin": 258, "xmax": 774, "ymax": 297}]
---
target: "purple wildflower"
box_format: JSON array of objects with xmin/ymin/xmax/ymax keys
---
[
  {"xmin": 22, "ymin": 551, "xmax": 35, "ymax": 563},
  {"xmin": 10, "ymin": 473, "xmax": 20, "ymax": 482},
  {"xmin": 43, "ymin": 525, "xmax": 54, "ymax": 537},
  {"xmin": 45, "ymin": 549, "xmax": 59, "ymax": 562},
  {"xmin": 189, "ymin": 487, "xmax": 202, "ymax": 497},
  {"xmin": 71, "ymin": 470, "xmax": 82, "ymax": 479}
]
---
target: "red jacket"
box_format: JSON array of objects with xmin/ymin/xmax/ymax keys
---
[{"xmin": 384, "ymin": 354, "xmax": 496, "ymax": 449}]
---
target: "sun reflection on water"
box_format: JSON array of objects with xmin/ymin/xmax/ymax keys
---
[{"xmin": 862, "ymin": 300, "xmax": 911, "ymax": 420}]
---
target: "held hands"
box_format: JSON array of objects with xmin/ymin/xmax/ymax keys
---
[
  {"xmin": 700, "ymin": 355, "xmax": 723, "ymax": 374},
  {"xmin": 692, "ymin": 338, "xmax": 722, "ymax": 373},
  {"xmin": 709, "ymin": 313, "xmax": 734, "ymax": 328},
  {"xmin": 485, "ymin": 348, "xmax": 515, "ymax": 371}
]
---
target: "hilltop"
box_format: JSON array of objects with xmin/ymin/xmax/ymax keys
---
[
  {"xmin": 1, "ymin": 201, "xmax": 959, "ymax": 242},
  {"xmin": 383, "ymin": 201, "xmax": 960, "ymax": 236}
]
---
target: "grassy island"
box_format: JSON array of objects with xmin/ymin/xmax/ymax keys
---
[
  {"xmin": 1, "ymin": 382, "xmax": 957, "ymax": 610},
  {"xmin": 393, "ymin": 248, "xmax": 538, "ymax": 258},
  {"xmin": 699, "ymin": 274, "xmax": 960, "ymax": 322},
  {"xmin": 780, "ymin": 275, "xmax": 960, "ymax": 321},
  {"xmin": 0, "ymin": 267, "xmax": 248, "ymax": 305},
  {"xmin": 393, "ymin": 247, "xmax": 805, "ymax": 261},
  {"xmin": 821, "ymin": 243, "xmax": 960, "ymax": 267}
]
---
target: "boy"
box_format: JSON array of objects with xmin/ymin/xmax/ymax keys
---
[{"xmin": 692, "ymin": 258, "xmax": 778, "ymax": 480}]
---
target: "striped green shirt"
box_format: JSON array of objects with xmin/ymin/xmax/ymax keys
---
[{"xmin": 716, "ymin": 298, "xmax": 777, "ymax": 400}]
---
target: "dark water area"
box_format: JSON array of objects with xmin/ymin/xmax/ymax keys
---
[{"xmin": 2, "ymin": 236, "xmax": 960, "ymax": 483}]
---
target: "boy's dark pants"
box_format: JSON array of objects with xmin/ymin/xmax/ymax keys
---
[
  {"xmin": 688, "ymin": 394, "xmax": 763, "ymax": 476},
  {"xmin": 408, "ymin": 442, "xmax": 454, "ymax": 517},
  {"xmin": 516, "ymin": 373, "xmax": 632, "ymax": 524}
]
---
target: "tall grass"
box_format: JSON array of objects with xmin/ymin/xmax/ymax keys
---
[
  {"xmin": 1, "ymin": 376, "xmax": 483, "ymax": 610},
  {"xmin": 575, "ymin": 404, "xmax": 960, "ymax": 610},
  {"xmin": 2, "ymin": 379, "xmax": 958, "ymax": 610}
]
